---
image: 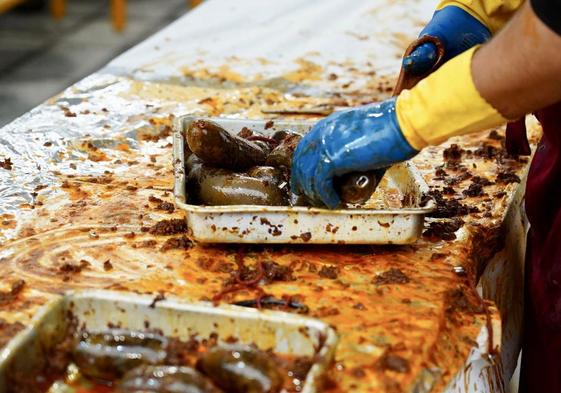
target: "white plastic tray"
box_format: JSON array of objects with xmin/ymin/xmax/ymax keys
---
[
  {"xmin": 0, "ymin": 290, "xmax": 338, "ymax": 393},
  {"xmin": 173, "ymin": 116, "xmax": 434, "ymax": 244}
]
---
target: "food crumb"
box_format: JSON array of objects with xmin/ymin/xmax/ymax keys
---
[
  {"xmin": 0, "ymin": 279, "xmax": 25, "ymax": 306},
  {"xmin": 318, "ymin": 265, "xmax": 339, "ymax": 279},
  {"xmin": 443, "ymin": 144, "xmax": 464, "ymax": 162},
  {"xmin": 0, "ymin": 158, "xmax": 13, "ymax": 170},
  {"xmin": 149, "ymin": 195, "xmax": 163, "ymax": 204},
  {"xmin": 161, "ymin": 236, "xmax": 192, "ymax": 251},
  {"xmin": 156, "ymin": 201, "xmax": 175, "ymax": 213},
  {"xmin": 150, "ymin": 219, "xmax": 187, "ymax": 236},
  {"xmin": 377, "ymin": 353, "xmax": 410, "ymax": 373},
  {"xmin": 103, "ymin": 260, "xmax": 113, "ymax": 271},
  {"xmin": 373, "ymin": 268, "xmax": 410, "ymax": 285},
  {"xmin": 496, "ymin": 170, "xmax": 521, "ymax": 184},
  {"xmin": 149, "ymin": 293, "xmax": 166, "ymax": 308},
  {"xmin": 423, "ymin": 218, "xmax": 465, "ymax": 241}
]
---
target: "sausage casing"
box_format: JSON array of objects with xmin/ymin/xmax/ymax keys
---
[
  {"xmin": 186, "ymin": 120, "xmax": 270, "ymax": 171},
  {"xmin": 187, "ymin": 156, "xmax": 288, "ymax": 206}
]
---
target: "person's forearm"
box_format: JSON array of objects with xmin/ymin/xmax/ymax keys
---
[{"xmin": 472, "ymin": 1, "xmax": 561, "ymax": 119}]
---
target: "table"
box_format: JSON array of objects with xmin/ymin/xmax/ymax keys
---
[{"xmin": 0, "ymin": 1, "xmax": 536, "ymax": 391}]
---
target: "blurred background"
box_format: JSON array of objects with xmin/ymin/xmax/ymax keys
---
[{"xmin": 0, "ymin": 0, "xmax": 191, "ymax": 127}]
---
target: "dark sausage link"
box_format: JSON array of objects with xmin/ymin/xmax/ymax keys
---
[
  {"xmin": 118, "ymin": 365, "xmax": 221, "ymax": 393},
  {"xmin": 186, "ymin": 120, "xmax": 270, "ymax": 171},
  {"xmin": 335, "ymin": 169, "xmax": 386, "ymax": 205},
  {"xmin": 187, "ymin": 156, "xmax": 288, "ymax": 206},
  {"xmin": 72, "ymin": 329, "xmax": 168, "ymax": 382},
  {"xmin": 196, "ymin": 345, "xmax": 283, "ymax": 393}
]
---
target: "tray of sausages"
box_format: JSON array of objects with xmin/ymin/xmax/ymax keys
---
[
  {"xmin": 173, "ymin": 116, "xmax": 434, "ymax": 244},
  {"xmin": 0, "ymin": 290, "xmax": 338, "ymax": 393}
]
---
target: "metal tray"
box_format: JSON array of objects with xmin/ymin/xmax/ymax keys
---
[
  {"xmin": 173, "ymin": 116, "xmax": 434, "ymax": 244},
  {"xmin": 0, "ymin": 290, "xmax": 338, "ymax": 393}
]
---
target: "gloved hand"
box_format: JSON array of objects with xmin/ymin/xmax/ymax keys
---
[
  {"xmin": 402, "ymin": 5, "xmax": 491, "ymax": 77},
  {"xmin": 293, "ymin": 47, "xmax": 510, "ymax": 209},
  {"xmin": 290, "ymin": 98, "xmax": 418, "ymax": 208}
]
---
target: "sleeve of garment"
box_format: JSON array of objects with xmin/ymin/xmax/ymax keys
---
[
  {"xmin": 396, "ymin": 46, "xmax": 508, "ymax": 149},
  {"xmin": 531, "ymin": 0, "xmax": 561, "ymax": 35},
  {"xmin": 437, "ymin": 0, "xmax": 525, "ymax": 33}
]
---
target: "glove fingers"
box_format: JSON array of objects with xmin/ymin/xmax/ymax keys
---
[
  {"xmin": 290, "ymin": 163, "xmax": 303, "ymax": 195},
  {"xmin": 313, "ymin": 175, "xmax": 340, "ymax": 209},
  {"xmin": 310, "ymin": 159, "xmax": 340, "ymax": 209},
  {"xmin": 402, "ymin": 41, "xmax": 439, "ymax": 76},
  {"xmin": 290, "ymin": 141, "xmax": 312, "ymax": 196},
  {"xmin": 292, "ymin": 150, "xmax": 318, "ymax": 203}
]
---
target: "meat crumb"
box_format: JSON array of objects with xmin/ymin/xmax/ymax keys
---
[
  {"xmin": 103, "ymin": 260, "xmax": 113, "ymax": 271},
  {"xmin": 445, "ymin": 286, "xmax": 484, "ymax": 318},
  {"xmin": 488, "ymin": 130, "xmax": 504, "ymax": 140},
  {"xmin": 148, "ymin": 195, "xmax": 163, "ymax": 204},
  {"xmin": 161, "ymin": 236, "xmax": 193, "ymax": 252},
  {"xmin": 156, "ymin": 201, "xmax": 175, "ymax": 213},
  {"xmin": 377, "ymin": 353, "xmax": 410, "ymax": 373},
  {"xmin": 262, "ymin": 261, "xmax": 295, "ymax": 282},
  {"xmin": 496, "ymin": 170, "xmax": 521, "ymax": 184},
  {"xmin": 0, "ymin": 158, "xmax": 13, "ymax": 170},
  {"xmin": 423, "ymin": 218, "xmax": 465, "ymax": 241},
  {"xmin": 0, "ymin": 279, "xmax": 25, "ymax": 306},
  {"xmin": 133, "ymin": 240, "xmax": 158, "ymax": 249},
  {"xmin": 61, "ymin": 106, "xmax": 77, "ymax": 117},
  {"xmin": 462, "ymin": 183, "xmax": 485, "ymax": 197},
  {"xmin": 318, "ymin": 265, "xmax": 339, "ymax": 279},
  {"xmin": 474, "ymin": 144, "xmax": 500, "ymax": 159},
  {"xmin": 426, "ymin": 190, "xmax": 478, "ymax": 218},
  {"xmin": 471, "ymin": 176, "xmax": 494, "ymax": 186},
  {"xmin": 58, "ymin": 260, "xmax": 90, "ymax": 280},
  {"xmin": 150, "ymin": 219, "xmax": 187, "ymax": 236},
  {"xmin": 442, "ymin": 186, "xmax": 455, "ymax": 195},
  {"xmin": 149, "ymin": 293, "xmax": 166, "ymax": 308},
  {"xmin": 373, "ymin": 268, "xmax": 410, "ymax": 285},
  {"xmin": 443, "ymin": 144, "xmax": 464, "ymax": 162},
  {"xmin": 264, "ymin": 120, "xmax": 274, "ymax": 129}
]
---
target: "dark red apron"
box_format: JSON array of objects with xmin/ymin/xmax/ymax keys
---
[{"xmin": 515, "ymin": 102, "xmax": 561, "ymax": 392}]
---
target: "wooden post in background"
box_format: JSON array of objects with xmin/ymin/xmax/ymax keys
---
[
  {"xmin": 0, "ymin": 0, "xmax": 24, "ymax": 14},
  {"xmin": 111, "ymin": 0, "xmax": 126, "ymax": 32},
  {"xmin": 50, "ymin": 0, "xmax": 65, "ymax": 20}
]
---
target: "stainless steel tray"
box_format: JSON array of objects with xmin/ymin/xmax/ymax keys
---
[
  {"xmin": 0, "ymin": 290, "xmax": 338, "ymax": 393},
  {"xmin": 173, "ymin": 116, "xmax": 434, "ymax": 244}
]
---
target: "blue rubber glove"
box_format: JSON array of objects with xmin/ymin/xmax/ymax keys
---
[
  {"xmin": 402, "ymin": 6, "xmax": 491, "ymax": 76},
  {"xmin": 291, "ymin": 98, "xmax": 418, "ymax": 208}
]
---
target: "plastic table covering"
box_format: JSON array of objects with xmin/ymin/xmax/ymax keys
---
[{"xmin": 0, "ymin": 1, "xmax": 535, "ymax": 392}]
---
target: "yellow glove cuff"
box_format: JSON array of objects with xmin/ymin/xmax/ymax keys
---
[
  {"xmin": 437, "ymin": 0, "xmax": 524, "ymax": 33},
  {"xmin": 396, "ymin": 46, "xmax": 507, "ymax": 150}
]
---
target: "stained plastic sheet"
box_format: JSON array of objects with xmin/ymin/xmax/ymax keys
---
[{"xmin": 0, "ymin": 1, "xmax": 531, "ymax": 392}]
